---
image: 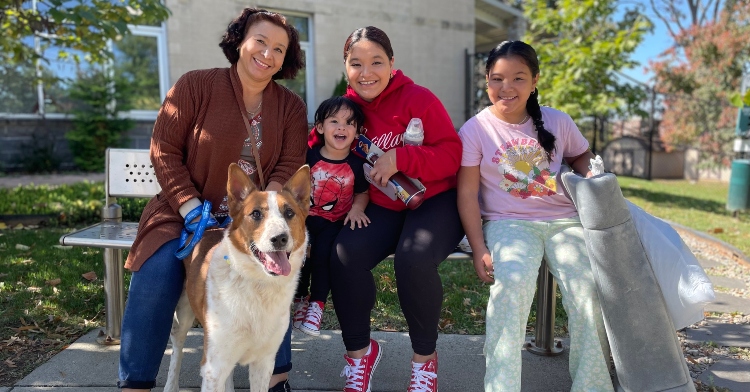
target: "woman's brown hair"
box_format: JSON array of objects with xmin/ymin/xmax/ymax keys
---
[{"xmin": 219, "ymin": 8, "xmax": 304, "ymax": 80}]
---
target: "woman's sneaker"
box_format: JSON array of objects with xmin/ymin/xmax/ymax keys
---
[
  {"xmin": 292, "ymin": 296, "xmax": 308, "ymax": 330},
  {"xmin": 408, "ymin": 352, "xmax": 438, "ymax": 392},
  {"xmin": 341, "ymin": 339, "xmax": 382, "ymax": 392},
  {"xmin": 299, "ymin": 300, "xmax": 324, "ymax": 336}
]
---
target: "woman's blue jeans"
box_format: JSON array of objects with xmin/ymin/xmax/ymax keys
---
[{"xmin": 117, "ymin": 238, "xmax": 292, "ymax": 389}]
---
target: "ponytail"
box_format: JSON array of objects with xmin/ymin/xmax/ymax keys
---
[{"xmin": 526, "ymin": 88, "xmax": 556, "ymax": 162}]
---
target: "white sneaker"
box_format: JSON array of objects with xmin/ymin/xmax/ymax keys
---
[
  {"xmin": 292, "ymin": 296, "xmax": 308, "ymax": 330},
  {"xmin": 299, "ymin": 300, "xmax": 324, "ymax": 336}
]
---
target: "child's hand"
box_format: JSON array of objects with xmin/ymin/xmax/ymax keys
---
[
  {"xmin": 472, "ymin": 245, "xmax": 494, "ymax": 283},
  {"xmin": 344, "ymin": 208, "xmax": 370, "ymax": 229}
]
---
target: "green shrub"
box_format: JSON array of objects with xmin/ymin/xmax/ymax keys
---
[
  {"xmin": 65, "ymin": 69, "xmax": 134, "ymax": 172},
  {"xmin": 332, "ymin": 73, "xmax": 347, "ymax": 97},
  {"xmin": 0, "ymin": 182, "xmax": 148, "ymax": 226}
]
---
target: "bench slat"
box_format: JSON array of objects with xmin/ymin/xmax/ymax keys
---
[{"xmin": 60, "ymin": 222, "xmax": 140, "ymax": 250}]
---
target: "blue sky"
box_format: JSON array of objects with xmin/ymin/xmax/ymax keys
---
[{"xmin": 617, "ymin": 0, "xmax": 686, "ymax": 86}]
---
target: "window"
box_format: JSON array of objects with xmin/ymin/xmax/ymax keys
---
[
  {"xmin": 275, "ymin": 12, "xmax": 315, "ymax": 123},
  {"xmin": 0, "ymin": 23, "xmax": 169, "ymax": 119}
]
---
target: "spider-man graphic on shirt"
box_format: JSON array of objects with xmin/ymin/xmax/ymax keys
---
[{"xmin": 308, "ymin": 145, "xmax": 368, "ymax": 222}]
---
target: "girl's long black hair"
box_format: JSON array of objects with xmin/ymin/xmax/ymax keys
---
[{"xmin": 486, "ymin": 41, "xmax": 556, "ymax": 161}]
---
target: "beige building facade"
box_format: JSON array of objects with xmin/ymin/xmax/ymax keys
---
[{"xmin": 163, "ymin": 0, "xmax": 523, "ymax": 125}]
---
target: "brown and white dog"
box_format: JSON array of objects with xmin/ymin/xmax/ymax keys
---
[{"xmin": 164, "ymin": 163, "xmax": 310, "ymax": 392}]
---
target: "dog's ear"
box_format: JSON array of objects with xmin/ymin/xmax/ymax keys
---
[
  {"xmin": 227, "ymin": 163, "xmax": 256, "ymax": 203},
  {"xmin": 283, "ymin": 165, "xmax": 311, "ymax": 212}
]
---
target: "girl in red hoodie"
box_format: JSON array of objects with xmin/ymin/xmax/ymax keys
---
[{"xmin": 309, "ymin": 26, "xmax": 463, "ymax": 392}]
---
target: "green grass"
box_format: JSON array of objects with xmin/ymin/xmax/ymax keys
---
[
  {"xmin": 617, "ymin": 177, "xmax": 750, "ymax": 256},
  {"xmin": 0, "ymin": 227, "xmax": 132, "ymax": 384}
]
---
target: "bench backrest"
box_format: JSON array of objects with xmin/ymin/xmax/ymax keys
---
[{"xmin": 106, "ymin": 148, "xmax": 161, "ymax": 205}]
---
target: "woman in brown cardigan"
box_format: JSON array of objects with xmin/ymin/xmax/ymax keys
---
[{"xmin": 118, "ymin": 9, "xmax": 307, "ymax": 392}]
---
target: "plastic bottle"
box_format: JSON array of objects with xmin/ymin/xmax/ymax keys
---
[{"xmin": 403, "ymin": 118, "xmax": 424, "ymax": 146}]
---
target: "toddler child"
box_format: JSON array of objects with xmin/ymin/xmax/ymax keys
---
[{"xmin": 293, "ymin": 96, "xmax": 370, "ymax": 336}]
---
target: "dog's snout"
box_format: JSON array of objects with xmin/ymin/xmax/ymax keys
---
[{"xmin": 271, "ymin": 233, "xmax": 288, "ymax": 248}]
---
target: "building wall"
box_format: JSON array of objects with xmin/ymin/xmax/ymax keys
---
[
  {"xmin": 0, "ymin": 118, "xmax": 154, "ymax": 172},
  {"xmin": 164, "ymin": 0, "xmax": 475, "ymax": 127},
  {"xmin": 684, "ymin": 148, "xmax": 732, "ymax": 182},
  {"xmin": 651, "ymin": 151, "xmax": 684, "ymax": 179}
]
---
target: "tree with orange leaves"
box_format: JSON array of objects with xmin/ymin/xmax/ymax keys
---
[{"xmin": 649, "ymin": 0, "xmax": 750, "ymax": 166}]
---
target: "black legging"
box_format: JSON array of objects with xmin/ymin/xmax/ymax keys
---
[
  {"xmin": 296, "ymin": 215, "xmax": 343, "ymax": 303},
  {"xmin": 330, "ymin": 189, "xmax": 464, "ymax": 355}
]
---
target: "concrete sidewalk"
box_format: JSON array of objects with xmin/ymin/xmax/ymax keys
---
[{"xmin": 11, "ymin": 330, "xmax": 572, "ymax": 391}]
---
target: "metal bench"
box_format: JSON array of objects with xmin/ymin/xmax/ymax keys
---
[
  {"xmin": 59, "ymin": 148, "xmax": 562, "ymax": 355},
  {"xmin": 60, "ymin": 148, "xmax": 161, "ymax": 345}
]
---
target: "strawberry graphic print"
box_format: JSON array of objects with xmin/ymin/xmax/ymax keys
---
[
  {"xmin": 495, "ymin": 138, "xmax": 558, "ymax": 199},
  {"xmin": 307, "ymin": 146, "xmax": 369, "ymax": 222}
]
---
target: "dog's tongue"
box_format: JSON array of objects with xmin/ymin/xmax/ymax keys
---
[{"xmin": 264, "ymin": 251, "xmax": 291, "ymax": 276}]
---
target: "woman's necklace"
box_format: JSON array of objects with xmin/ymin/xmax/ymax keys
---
[{"xmin": 247, "ymin": 99, "xmax": 262, "ymax": 118}]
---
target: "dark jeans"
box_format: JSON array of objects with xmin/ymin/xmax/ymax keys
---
[{"xmin": 330, "ymin": 189, "xmax": 464, "ymax": 356}]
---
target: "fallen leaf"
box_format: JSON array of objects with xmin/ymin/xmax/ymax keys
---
[
  {"xmin": 709, "ymin": 227, "xmax": 724, "ymax": 234},
  {"xmin": 15, "ymin": 244, "xmax": 30, "ymax": 250},
  {"xmin": 0, "ymin": 222, "xmax": 7, "ymax": 229},
  {"xmin": 463, "ymin": 297, "xmax": 472, "ymax": 306},
  {"xmin": 82, "ymin": 271, "xmax": 97, "ymax": 281},
  {"xmin": 46, "ymin": 278, "xmax": 61, "ymax": 286},
  {"xmin": 13, "ymin": 223, "xmax": 23, "ymax": 229}
]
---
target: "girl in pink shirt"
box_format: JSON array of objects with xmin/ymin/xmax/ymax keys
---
[{"xmin": 457, "ymin": 41, "xmax": 613, "ymax": 392}]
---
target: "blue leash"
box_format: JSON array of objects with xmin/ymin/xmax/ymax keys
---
[{"xmin": 174, "ymin": 201, "xmax": 232, "ymax": 260}]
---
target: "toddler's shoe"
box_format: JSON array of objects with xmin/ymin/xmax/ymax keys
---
[
  {"xmin": 299, "ymin": 300, "xmax": 324, "ymax": 336},
  {"xmin": 292, "ymin": 295, "xmax": 308, "ymax": 330}
]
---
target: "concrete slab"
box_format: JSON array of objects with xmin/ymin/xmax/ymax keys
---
[
  {"xmin": 696, "ymin": 256, "xmax": 723, "ymax": 270},
  {"xmin": 16, "ymin": 328, "xmax": 573, "ymax": 392},
  {"xmin": 684, "ymin": 320, "xmax": 750, "ymax": 348},
  {"xmin": 697, "ymin": 357, "xmax": 750, "ymax": 391},
  {"xmin": 705, "ymin": 292, "xmax": 750, "ymax": 314},
  {"xmin": 0, "ymin": 173, "xmax": 104, "ymax": 189},
  {"xmin": 708, "ymin": 275, "xmax": 748, "ymax": 291},
  {"xmin": 0, "ymin": 387, "xmax": 11, "ymax": 392}
]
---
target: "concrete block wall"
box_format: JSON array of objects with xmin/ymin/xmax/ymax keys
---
[{"xmin": 0, "ymin": 117, "xmax": 154, "ymax": 172}]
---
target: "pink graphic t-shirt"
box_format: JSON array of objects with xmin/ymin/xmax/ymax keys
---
[{"xmin": 459, "ymin": 106, "xmax": 589, "ymax": 221}]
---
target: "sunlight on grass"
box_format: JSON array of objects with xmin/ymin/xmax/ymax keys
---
[{"xmin": 618, "ymin": 177, "xmax": 750, "ymax": 256}]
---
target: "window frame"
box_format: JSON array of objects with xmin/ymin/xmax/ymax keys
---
[
  {"xmin": 0, "ymin": 23, "xmax": 169, "ymax": 120},
  {"xmin": 271, "ymin": 9, "xmax": 315, "ymax": 123}
]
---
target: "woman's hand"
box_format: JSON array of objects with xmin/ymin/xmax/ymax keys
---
[
  {"xmin": 472, "ymin": 244, "xmax": 495, "ymax": 283},
  {"xmin": 344, "ymin": 207, "xmax": 370, "ymax": 229},
  {"xmin": 369, "ymin": 149, "xmax": 399, "ymax": 187}
]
